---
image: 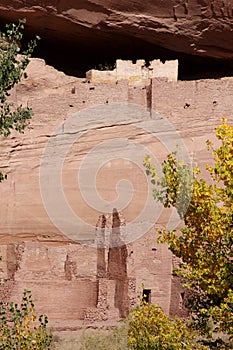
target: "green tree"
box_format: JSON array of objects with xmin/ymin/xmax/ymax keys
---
[
  {"xmin": 0, "ymin": 19, "xmax": 39, "ymax": 181},
  {"xmin": 144, "ymin": 119, "xmax": 233, "ymax": 347}
]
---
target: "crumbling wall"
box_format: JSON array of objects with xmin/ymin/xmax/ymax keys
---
[
  {"xmin": 127, "ymin": 229, "xmax": 173, "ymax": 314},
  {"xmin": 107, "ymin": 210, "xmax": 129, "ymax": 317},
  {"xmin": 86, "ymin": 59, "xmax": 178, "ymax": 85},
  {"xmin": 95, "ymin": 209, "xmax": 129, "ymax": 319},
  {"xmin": 0, "ymin": 242, "xmax": 99, "ymax": 329},
  {"xmin": 169, "ymin": 256, "xmax": 190, "ymax": 318}
]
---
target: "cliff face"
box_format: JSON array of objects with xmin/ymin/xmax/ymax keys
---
[
  {"xmin": 0, "ymin": 58, "xmax": 233, "ymax": 328},
  {"xmin": 0, "ymin": 0, "xmax": 232, "ymax": 60},
  {"xmin": 1, "ymin": 58, "xmax": 233, "ymax": 242}
]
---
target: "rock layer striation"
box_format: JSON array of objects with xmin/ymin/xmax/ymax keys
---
[{"xmin": 0, "ymin": 58, "xmax": 233, "ymax": 328}]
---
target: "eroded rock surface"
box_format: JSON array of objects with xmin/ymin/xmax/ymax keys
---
[
  {"xmin": 0, "ymin": 0, "xmax": 232, "ymax": 60},
  {"xmin": 0, "ymin": 58, "xmax": 233, "ymax": 329}
]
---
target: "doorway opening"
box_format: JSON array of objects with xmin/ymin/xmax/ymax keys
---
[{"xmin": 142, "ymin": 289, "xmax": 151, "ymax": 303}]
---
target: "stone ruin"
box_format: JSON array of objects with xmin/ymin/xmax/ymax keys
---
[
  {"xmin": 84, "ymin": 209, "xmax": 129, "ymax": 322},
  {"xmin": 0, "ymin": 207, "xmax": 186, "ymax": 328},
  {"xmin": 86, "ymin": 59, "xmax": 178, "ymax": 85}
]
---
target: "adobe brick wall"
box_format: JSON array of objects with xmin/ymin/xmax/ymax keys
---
[
  {"xmin": 86, "ymin": 59, "xmax": 178, "ymax": 84},
  {"xmin": 152, "ymin": 78, "xmax": 233, "ymax": 137}
]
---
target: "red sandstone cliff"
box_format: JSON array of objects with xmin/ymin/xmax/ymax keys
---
[{"xmin": 0, "ymin": 58, "xmax": 233, "ymax": 329}]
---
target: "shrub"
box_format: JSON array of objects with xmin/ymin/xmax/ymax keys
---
[
  {"xmin": 0, "ymin": 289, "xmax": 53, "ymax": 349},
  {"xmin": 128, "ymin": 302, "xmax": 208, "ymax": 350}
]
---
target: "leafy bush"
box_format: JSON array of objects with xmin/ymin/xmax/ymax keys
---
[
  {"xmin": 128, "ymin": 302, "xmax": 208, "ymax": 350},
  {"xmin": 0, "ymin": 289, "xmax": 53, "ymax": 349}
]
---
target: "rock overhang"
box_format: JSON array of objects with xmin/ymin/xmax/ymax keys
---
[{"xmin": 0, "ymin": 0, "xmax": 233, "ymax": 79}]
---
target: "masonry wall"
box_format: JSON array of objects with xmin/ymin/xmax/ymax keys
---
[
  {"xmin": 86, "ymin": 59, "xmax": 178, "ymax": 84},
  {"xmin": 0, "ymin": 242, "xmax": 99, "ymax": 328},
  {"xmin": 151, "ymin": 78, "xmax": 233, "ymax": 137},
  {"xmin": 127, "ymin": 229, "xmax": 173, "ymax": 314}
]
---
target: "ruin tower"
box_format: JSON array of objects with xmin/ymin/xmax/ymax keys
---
[{"xmin": 95, "ymin": 209, "xmax": 129, "ymax": 317}]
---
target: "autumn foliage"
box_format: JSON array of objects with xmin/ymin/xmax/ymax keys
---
[
  {"xmin": 0, "ymin": 289, "xmax": 52, "ymax": 349},
  {"xmin": 128, "ymin": 301, "xmax": 208, "ymax": 350},
  {"xmin": 144, "ymin": 119, "xmax": 233, "ymax": 347}
]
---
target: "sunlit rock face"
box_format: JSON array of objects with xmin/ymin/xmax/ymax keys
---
[
  {"xmin": 0, "ymin": 57, "xmax": 233, "ymax": 329},
  {"xmin": 0, "ymin": 0, "xmax": 232, "ymax": 60}
]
